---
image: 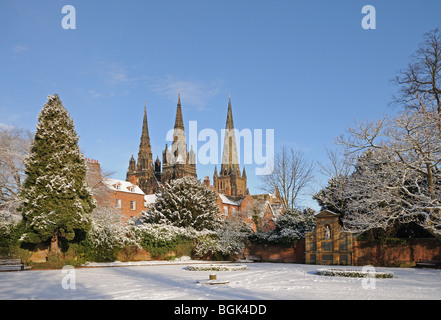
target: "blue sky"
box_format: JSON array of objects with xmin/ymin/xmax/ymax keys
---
[{"xmin": 1, "ymin": 0, "xmax": 440, "ymax": 209}]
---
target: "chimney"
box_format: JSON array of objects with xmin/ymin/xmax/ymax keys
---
[
  {"xmin": 85, "ymin": 157, "xmax": 102, "ymax": 188},
  {"xmin": 204, "ymin": 176, "xmax": 210, "ymax": 188}
]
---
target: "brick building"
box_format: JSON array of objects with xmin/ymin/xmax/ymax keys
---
[
  {"xmin": 102, "ymin": 178, "xmax": 146, "ymax": 221},
  {"xmin": 86, "ymin": 158, "xmax": 146, "ymax": 222}
]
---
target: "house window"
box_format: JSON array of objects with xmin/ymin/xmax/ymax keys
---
[
  {"xmin": 116, "ymin": 184, "xmax": 121, "ymax": 190},
  {"xmin": 116, "ymin": 199, "xmax": 122, "ymax": 208},
  {"xmin": 130, "ymin": 200, "xmax": 136, "ymax": 210},
  {"xmin": 223, "ymin": 206, "xmax": 228, "ymax": 216},
  {"xmin": 130, "ymin": 186, "xmax": 135, "ymax": 192}
]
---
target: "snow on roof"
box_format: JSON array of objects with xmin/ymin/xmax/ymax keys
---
[
  {"xmin": 315, "ymin": 209, "xmax": 340, "ymax": 217},
  {"xmin": 219, "ymin": 194, "xmax": 238, "ymax": 206},
  {"xmin": 144, "ymin": 194, "xmax": 158, "ymax": 205},
  {"xmin": 103, "ymin": 178, "xmax": 145, "ymax": 195},
  {"xmin": 218, "ymin": 194, "xmax": 248, "ymax": 206}
]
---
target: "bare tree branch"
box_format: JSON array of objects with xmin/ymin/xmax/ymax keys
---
[{"xmin": 259, "ymin": 147, "xmax": 314, "ymax": 210}]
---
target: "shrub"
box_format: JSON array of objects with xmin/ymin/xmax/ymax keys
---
[
  {"xmin": 186, "ymin": 264, "xmax": 247, "ymax": 271},
  {"xmin": 133, "ymin": 223, "xmax": 213, "ymax": 259},
  {"xmin": 250, "ymin": 208, "xmax": 315, "ymax": 246},
  {"xmin": 316, "ymin": 268, "xmax": 394, "ymax": 278}
]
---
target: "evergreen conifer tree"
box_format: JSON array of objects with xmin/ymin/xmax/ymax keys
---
[
  {"xmin": 19, "ymin": 94, "xmax": 95, "ymax": 253},
  {"xmin": 145, "ymin": 176, "xmax": 220, "ymax": 231}
]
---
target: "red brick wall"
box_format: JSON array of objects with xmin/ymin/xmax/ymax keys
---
[
  {"xmin": 353, "ymin": 238, "xmax": 441, "ymax": 267},
  {"xmin": 245, "ymin": 238, "xmax": 441, "ymax": 266},
  {"xmin": 244, "ymin": 239, "xmax": 305, "ymax": 263}
]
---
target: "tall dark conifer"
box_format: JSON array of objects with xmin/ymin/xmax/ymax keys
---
[{"xmin": 20, "ymin": 94, "xmax": 95, "ymax": 253}]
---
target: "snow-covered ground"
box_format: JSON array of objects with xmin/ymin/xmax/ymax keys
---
[{"xmin": 0, "ymin": 262, "xmax": 440, "ymax": 300}]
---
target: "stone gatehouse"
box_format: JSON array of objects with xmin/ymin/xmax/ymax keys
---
[{"xmin": 305, "ymin": 210, "xmax": 354, "ymax": 265}]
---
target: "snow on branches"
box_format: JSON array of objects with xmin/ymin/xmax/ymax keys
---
[
  {"xmin": 334, "ymin": 95, "xmax": 441, "ymax": 239},
  {"xmin": 19, "ymin": 94, "xmax": 95, "ymax": 248},
  {"xmin": 142, "ymin": 176, "xmax": 221, "ymax": 231}
]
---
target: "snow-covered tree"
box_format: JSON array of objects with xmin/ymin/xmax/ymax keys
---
[
  {"xmin": 336, "ymin": 95, "xmax": 441, "ymax": 240},
  {"xmin": 314, "ymin": 148, "xmax": 353, "ymax": 215},
  {"xmin": 142, "ymin": 176, "xmax": 220, "ymax": 231},
  {"xmin": 0, "ymin": 127, "xmax": 32, "ymax": 203},
  {"xmin": 393, "ymin": 28, "xmax": 441, "ymax": 114},
  {"xmin": 194, "ymin": 213, "xmax": 252, "ymax": 259},
  {"xmin": 84, "ymin": 206, "xmax": 136, "ymax": 262},
  {"xmin": 251, "ymin": 208, "xmax": 316, "ymax": 245},
  {"xmin": 19, "ymin": 94, "xmax": 95, "ymax": 253}
]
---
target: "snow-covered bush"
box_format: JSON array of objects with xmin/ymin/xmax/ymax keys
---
[
  {"xmin": 186, "ymin": 264, "xmax": 247, "ymax": 271},
  {"xmin": 81, "ymin": 206, "xmax": 136, "ymax": 262},
  {"xmin": 250, "ymin": 208, "xmax": 315, "ymax": 246},
  {"xmin": 132, "ymin": 222, "xmax": 214, "ymax": 258},
  {"xmin": 316, "ymin": 268, "xmax": 394, "ymax": 278},
  {"xmin": 143, "ymin": 177, "xmax": 220, "ymax": 231},
  {"xmin": 194, "ymin": 216, "xmax": 251, "ymax": 259}
]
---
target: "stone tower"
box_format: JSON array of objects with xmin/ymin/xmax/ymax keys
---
[
  {"xmin": 126, "ymin": 103, "xmax": 160, "ymax": 194},
  {"xmin": 213, "ymin": 94, "xmax": 248, "ymax": 197},
  {"xmin": 161, "ymin": 92, "xmax": 197, "ymax": 185}
]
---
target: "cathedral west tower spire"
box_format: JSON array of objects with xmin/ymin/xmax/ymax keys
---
[
  {"xmin": 126, "ymin": 102, "xmax": 160, "ymax": 194},
  {"xmin": 137, "ymin": 102, "xmax": 153, "ymax": 171}
]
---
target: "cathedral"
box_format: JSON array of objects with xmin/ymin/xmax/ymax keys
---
[
  {"xmin": 126, "ymin": 92, "xmax": 248, "ymax": 198},
  {"xmin": 125, "ymin": 91, "xmax": 281, "ymax": 231},
  {"xmin": 126, "ymin": 92, "xmax": 196, "ymax": 194}
]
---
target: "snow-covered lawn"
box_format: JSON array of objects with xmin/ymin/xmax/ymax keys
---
[{"xmin": 0, "ymin": 262, "xmax": 440, "ymax": 300}]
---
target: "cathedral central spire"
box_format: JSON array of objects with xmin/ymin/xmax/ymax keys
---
[{"xmin": 162, "ymin": 91, "xmax": 197, "ymax": 184}]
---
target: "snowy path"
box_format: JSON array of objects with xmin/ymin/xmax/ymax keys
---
[{"xmin": 0, "ymin": 263, "xmax": 440, "ymax": 300}]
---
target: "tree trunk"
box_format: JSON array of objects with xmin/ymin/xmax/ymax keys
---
[{"xmin": 50, "ymin": 232, "xmax": 61, "ymax": 255}]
